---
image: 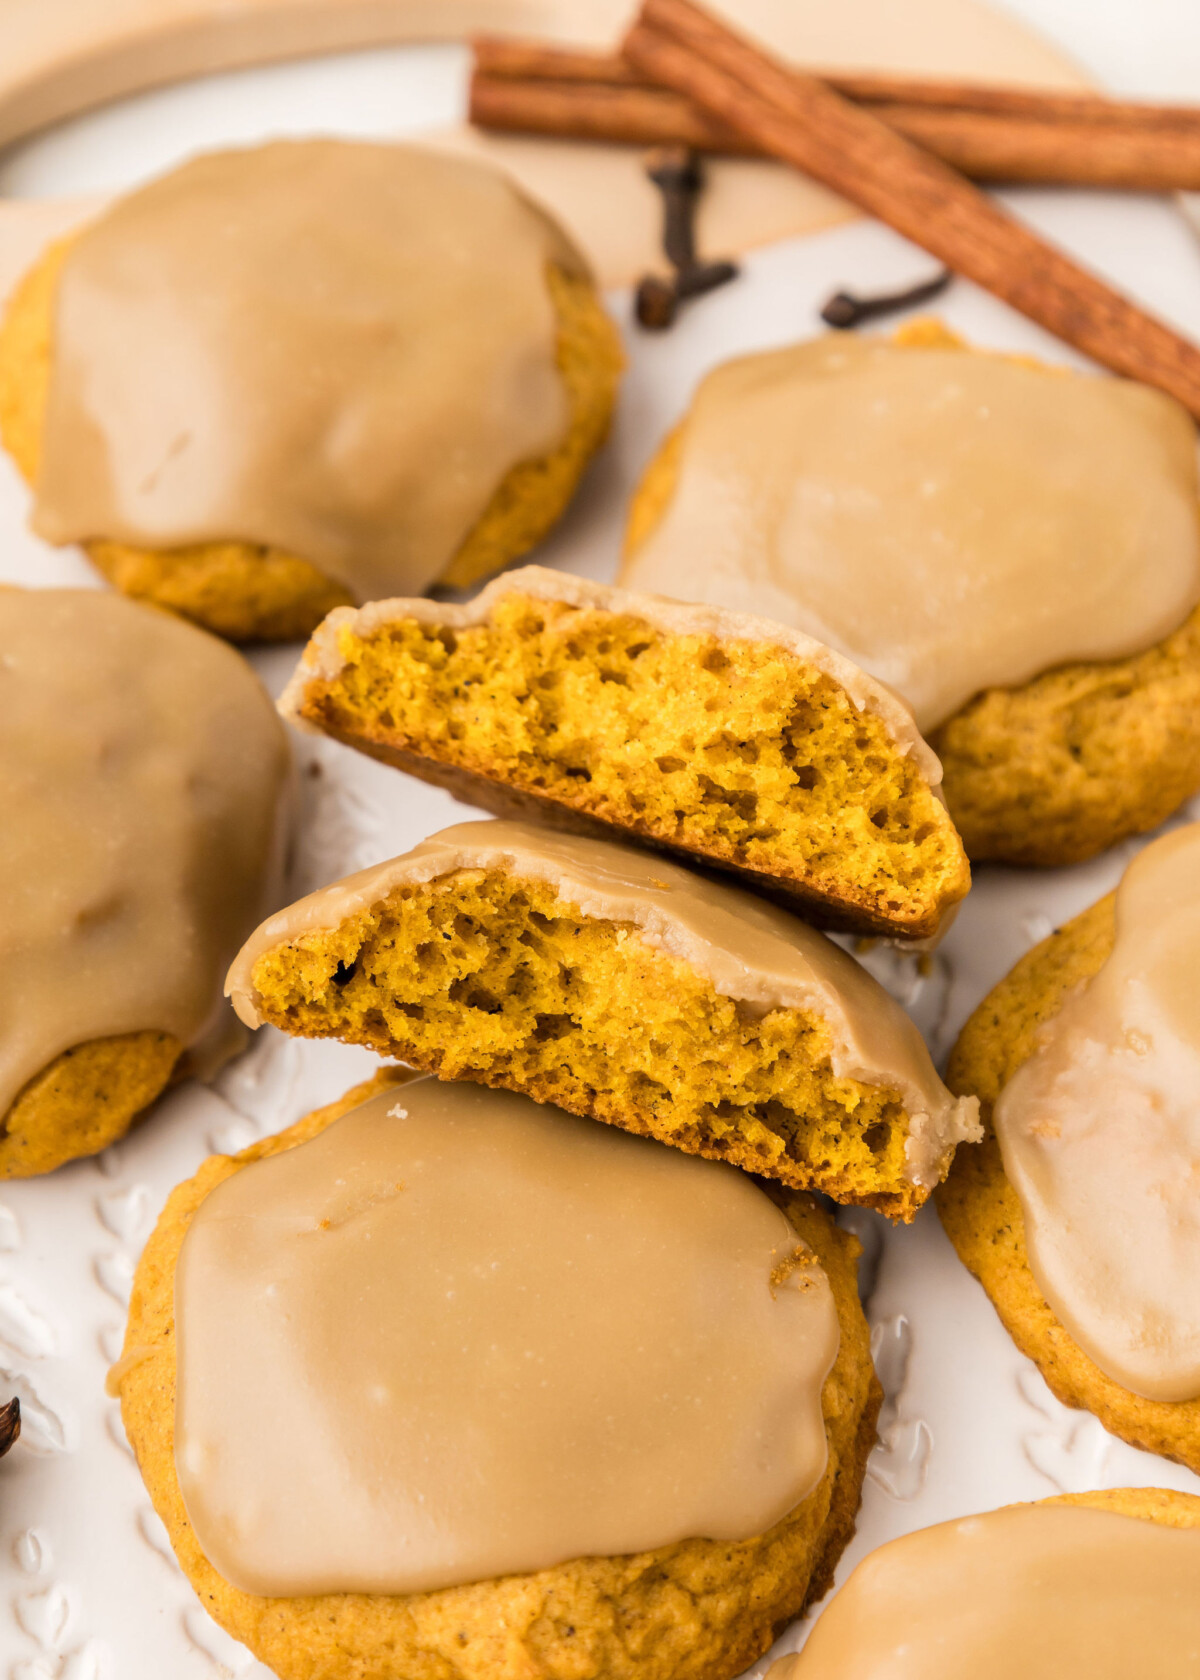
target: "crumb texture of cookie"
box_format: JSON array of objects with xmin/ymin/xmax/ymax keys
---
[
  {"xmin": 0, "ymin": 147, "xmax": 622, "ymax": 643},
  {"xmin": 623, "ymin": 330, "xmax": 1200, "ymax": 867},
  {"xmin": 119, "ymin": 1071, "xmax": 881, "ymax": 1680},
  {"xmin": 771, "ymin": 1489, "xmax": 1200, "ymax": 1678},
  {"xmin": 229, "ymin": 823, "xmax": 978, "ymax": 1219},
  {"xmin": 285, "ymin": 571, "xmax": 968, "ymax": 940},
  {"xmin": 0, "ymin": 588, "xmax": 289, "ymax": 1174},
  {"xmin": 938, "ymin": 889, "xmax": 1200, "ymax": 1470}
]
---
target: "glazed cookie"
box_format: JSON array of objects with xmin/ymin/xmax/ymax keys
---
[
  {"xmin": 0, "ymin": 588, "xmax": 288, "ymax": 1177},
  {"xmin": 281, "ymin": 566, "xmax": 969, "ymax": 941},
  {"xmin": 116, "ymin": 1070, "xmax": 881, "ymax": 1680},
  {"xmin": 938, "ymin": 821, "xmax": 1200, "ymax": 1470},
  {"xmin": 227, "ymin": 820, "xmax": 979, "ymax": 1219},
  {"xmin": 622, "ymin": 327, "xmax": 1200, "ymax": 866},
  {"xmin": 767, "ymin": 1487, "xmax": 1200, "ymax": 1677},
  {"xmin": 0, "ymin": 141, "xmax": 622, "ymax": 642}
]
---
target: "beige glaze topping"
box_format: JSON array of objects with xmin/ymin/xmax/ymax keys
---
[
  {"xmin": 622, "ymin": 337, "xmax": 1200, "ymax": 731},
  {"xmin": 175, "ymin": 1076, "xmax": 840, "ymax": 1595},
  {"xmin": 32, "ymin": 141, "xmax": 584, "ymax": 599},
  {"xmin": 995, "ymin": 823, "xmax": 1200, "ymax": 1401},
  {"xmin": 279, "ymin": 562, "xmax": 942, "ymax": 785},
  {"xmin": 0, "ymin": 588, "xmax": 288, "ymax": 1118},
  {"xmin": 226, "ymin": 820, "xmax": 978, "ymax": 1186},
  {"xmin": 768, "ymin": 1503, "xmax": 1200, "ymax": 1678}
]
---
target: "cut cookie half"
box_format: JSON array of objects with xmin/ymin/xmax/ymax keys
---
[
  {"xmin": 278, "ymin": 567, "xmax": 969, "ymax": 941},
  {"xmin": 226, "ymin": 821, "xmax": 979, "ymax": 1220}
]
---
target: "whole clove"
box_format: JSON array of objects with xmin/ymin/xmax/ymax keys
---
[
  {"xmin": 0, "ymin": 1397, "xmax": 21, "ymax": 1458},
  {"xmin": 819, "ymin": 267, "xmax": 953, "ymax": 329},
  {"xmin": 635, "ymin": 145, "xmax": 739, "ymax": 329}
]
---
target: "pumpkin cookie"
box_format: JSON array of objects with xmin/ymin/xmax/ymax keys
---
[
  {"xmin": 768, "ymin": 1487, "xmax": 1200, "ymax": 1678},
  {"xmin": 0, "ymin": 142, "xmax": 622, "ymax": 642},
  {"xmin": 623, "ymin": 327, "xmax": 1200, "ymax": 867},
  {"xmin": 0, "ymin": 588, "xmax": 288, "ymax": 1177},
  {"xmin": 227, "ymin": 820, "xmax": 979, "ymax": 1219},
  {"xmin": 938, "ymin": 821, "xmax": 1200, "ymax": 1469},
  {"xmin": 280, "ymin": 566, "xmax": 969, "ymax": 941},
  {"xmin": 116, "ymin": 1069, "xmax": 881, "ymax": 1680}
]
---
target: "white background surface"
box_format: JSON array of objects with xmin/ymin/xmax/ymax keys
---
[{"xmin": 0, "ymin": 5, "xmax": 1199, "ymax": 1677}]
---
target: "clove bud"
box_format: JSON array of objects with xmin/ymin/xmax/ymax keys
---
[
  {"xmin": 635, "ymin": 145, "xmax": 739, "ymax": 330},
  {"xmin": 820, "ymin": 268, "xmax": 953, "ymax": 329}
]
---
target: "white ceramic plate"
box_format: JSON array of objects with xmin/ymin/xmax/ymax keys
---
[{"xmin": 2, "ymin": 33, "xmax": 1200, "ymax": 1680}]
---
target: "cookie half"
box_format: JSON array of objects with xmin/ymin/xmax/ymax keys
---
[
  {"xmin": 937, "ymin": 889, "xmax": 1200, "ymax": 1470},
  {"xmin": 116, "ymin": 1068, "xmax": 881, "ymax": 1680},
  {"xmin": 280, "ymin": 567, "xmax": 969, "ymax": 941},
  {"xmin": 227, "ymin": 820, "xmax": 979, "ymax": 1219}
]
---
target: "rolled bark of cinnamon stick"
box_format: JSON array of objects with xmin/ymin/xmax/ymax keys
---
[
  {"xmin": 620, "ymin": 0, "xmax": 1200, "ymax": 420},
  {"xmin": 472, "ymin": 36, "xmax": 1200, "ymax": 131},
  {"xmin": 874, "ymin": 106, "xmax": 1200, "ymax": 190},
  {"xmin": 470, "ymin": 71, "xmax": 1200, "ymax": 190},
  {"xmin": 470, "ymin": 72, "xmax": 755, "ymax": 154},
  {"xmin": 471, "ymin": 35, "xmax": 1200, "ymax": 190}
]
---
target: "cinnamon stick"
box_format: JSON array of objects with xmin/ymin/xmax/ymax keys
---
[
  {"xmin": 470, "ymin": 37, "xmax": 1200, "ymax": 191},
  {"xmin": 824, "ymin": 75, "xmax": 1200, "ymax": 131},
  {"xmin": 470, "ymin": 72, "xmax": 1200, "ymax": 190},
  {"xmin": 473, "ymin": 39, "xmax": 642, "ymax": 86},
  {"xmin": 869, "ymin": 106, "xmax": 1200, "ymax": 191},
  {"xmin": 621, "ymin": 0, "xmax": 1200, "ymax": 420},
  {"xmin": 470, "ymin": 72, "xmax": 754, "ymax": 155},
  {"xmin": 472, "ymin": 37, "xmax": 1200, "ymax": 131}
]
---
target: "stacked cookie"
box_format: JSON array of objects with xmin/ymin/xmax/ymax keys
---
[{"xmin": 117, "ymin": 582, "xmax": 980, "ymax": 1679}]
